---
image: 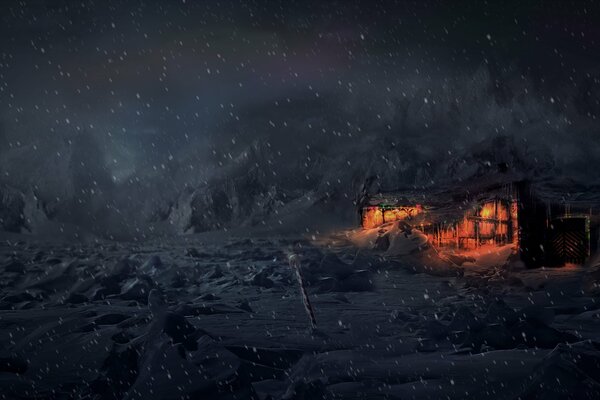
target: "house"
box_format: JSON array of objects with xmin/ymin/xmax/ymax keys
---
[{"xmin": 360, "ymin": 180, "xmax": 599, "ymax": 268}]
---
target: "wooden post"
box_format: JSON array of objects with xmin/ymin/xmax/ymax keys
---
[
  {"xmin": 475, "ymin": 219, "xmax": 479, "ymax": 248},
  {"xmin": 493, "ymin": 199, "xmax": 498, "ymax": 245},
  {"xmin": 289, "ymin": 254, "xmax": 317, "ymax": 329},
  {"xmin": 455, "ymin": 224, "xmax": 459, "ymax": 249}
]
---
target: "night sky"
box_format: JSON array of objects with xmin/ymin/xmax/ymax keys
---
[{"xmin": 1, "ymin": 0, "xmax": 599, "ymax": 234}]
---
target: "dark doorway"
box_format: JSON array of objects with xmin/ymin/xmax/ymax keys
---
[
  {"xmin": 516, "ymin": 181, "xmax": 548, "ymax": 268},
  {"xmin": 547, "ymin": 217, "xmax": 590, "ymax": 265}
]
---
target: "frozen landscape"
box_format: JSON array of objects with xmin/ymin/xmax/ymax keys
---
[
  {"xmin": 2, "ymin": 0, "xmax": 600, "ymax": 398},
  {"xmin": 2, "ymin": 221, "xmax": 600, "ymax": 399}
]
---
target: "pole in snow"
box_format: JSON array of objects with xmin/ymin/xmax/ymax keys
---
[{"xmin": 288, "ymin": 254, "xmax": 317, "ymax": 329}]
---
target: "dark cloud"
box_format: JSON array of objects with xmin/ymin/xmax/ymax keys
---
[{"xmin": 0, "ymin": 0, "xmax": 599, "ymax": 236}]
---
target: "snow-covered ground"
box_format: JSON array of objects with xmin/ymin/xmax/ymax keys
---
[{"xmin": 1, "ymin": 226, "xmax": 600, "ymax": 399}]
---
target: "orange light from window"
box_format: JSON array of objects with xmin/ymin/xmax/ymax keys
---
[
  {"xmin": 480, "ymin": 202, "xmax": 495, "ymax": 219},
  {"xmin": 361, "ymin": 206, "xmax": 421, "ymax": 229}
]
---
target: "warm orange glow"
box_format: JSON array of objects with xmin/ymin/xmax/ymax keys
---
[
  {"xmin": 361, "ymin": 207, "xmax": 384, "ymax": 229},
  {"xmin": 361, "ymin": 205, "xmax": 422, "ymax": 229},
  {"xmin": 562, "ymin": 262, "xmax": 579, "ymax": 269},
  {"xmin": 428, "ymin": 224, "xmax": 460, "ymax": 247},
  {"xmin": 510, "ymin": 200, "xmax": 519, "ymax": 249},
  {"xmin": 427, "ymin": 199, "xmax": 518, "ymax": 251},
  {"xmin": 480, "ymin": 202, "xmax": 495, "ymax": 219}
]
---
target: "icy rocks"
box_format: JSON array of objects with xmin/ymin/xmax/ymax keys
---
[
  {"xmin": 0, "ymin": 185, "xmax": 26, "ymax": 232},
  {"xmin": 485, "ymin": 300, "xmax": 518, "ymax": 325},
  {"xmin": 1, "ymin": 232, "xmax": 597, "ymax": 399},
  {"xmin": 0, "ymin": 349, "xmax": 28, "ymax": 374},
  {"xmin": 1, "ymin": 292, "xmax": 36, "ymax": 304},
  {"xmin": 238, "ymin": 299, "xmax": 254, "ymax": 313},
  {"xmin": 227, "ymin": 345, "xmax": 304, "ymax": 372},
  {"xmin": 23, "ymin": 260, "xmax": 80, "ymax": 292},
  {"xmin": 510, "ymin": 320, "xmax": 576, "ymax": 349},
  {"xmin": 125, "ymin": 334, "xmax": 243, "ymax": 399},
  {"xmin": 464, "ymin": 324, "xmax": 515, "ymax": 351},
  {"xmin": 583, "ymin": 266, "xmax": 600, "ymax": 294},
  {"xmin": 519, "ymin": 304, "xmax": 555, "ymax": 326},
  {"xmin": 3, "ymin": 259, "xmax": 25, "ymax": 274},
  {"xmin": 517, "ymin": 341, "xmax": 600, "ymax": 399},
  {"xmin": 91, "ymin": 345, "xmax": 138, "ymax": 399},
  {"xmin": 448, "ymin": 306, "xmax": 484, "ymax": 332},
  {"xmin": 312, "ymin": 270, "xmax": 374, "ymax": 293},
  {"xmin": 250, "ymin": 269, "xmax": 275, "ymax": 288},
  {"xmin": 119, "ymin": 276, "xmax": 155, "ymax": 303},
  {"xmin": 101, "ymin": 258, "xmax": 136, "ymax": 281},
  {"xmin": 200, "ymin": 293, "xmax": 220, "ymax": 301},
  {"xmin": 146, "ymin": 289, "xmax": 201, "ymax": 359},
  {"xmin": 184, "ymin": 247, "xmax": 205, "ymax": 258},
  {"xmin": 301, "ymin": 252, "xmax": 375, "ymax": 293},
  {"xmin": 316, "ymin": 252, "xmax": 355, "ymax": 280},
  {"xmin": 424, "ymin": 302, "xmax": 577, "ymax": 352},
  {"xmin": 331, "ymin": 269, "xmax": 374, "ymax": 292},
  {"xmin": 390, "ymin": 309, "xmax": 417, "ymax": 323},
  {"xmin": 148, "ymin": 288, "xmax": 166, "ymax": 316},
  {"xmin": 94, "ymin": 313, "xmax": 130, "ymax": 325},
  {"xmin": 92, "ymin": 259, "xmax": 136, "ymax": 300},
  {"xmin": 281, "ymin": 378, "xmax": 327, "ymax": 400},
  {"xmin": 162, "ymin": 312, "xmax": 198, "ymax": 352},
  {"xmin": 208, "ymin": 265, "xmax": 224, "ymax": 279},
  {"xmin": 64, "ymin": 292, "xmax": 88, "ymax": 304},
  {"xmin": 419, "ymin": 320, "xmax": 450, "ymax": 340},
  {"xmin": 141, "ymin": 254, "xmax": 163, "ymax": 271}
]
